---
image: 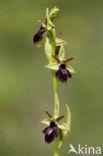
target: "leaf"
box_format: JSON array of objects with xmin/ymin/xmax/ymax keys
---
[
  {"xmin": 44, "ymin": 36, "xmax": 52, "ymax": 63},
  {"xmin": 66, "ymin": 64, "xmax": 76, "ymax": 74},
  {"xmin": 57, "ymin": 106, "xmax": 71, "ymax": 143},
  {"xmin": 49, "ymin": 7, "xmax": 59, "ymax": 20},
  {"xmin": 56, "ymin": 38, "xmax": 67, "ymax": 46},
  {"xmin": 66, "ymin": 104, "xmax": 71, "ymax": 130},
  {"xmin": 59, "ymin": 45, "xmax": 65, "ymax": 60},
  {"xmin": 63, "ymin": 105, "xmax": 71, "ymax": 137},
  {"xmin": 40, "ymin": 118, "xmax": 50, "ymax": 126},
  {"xmin": 45, "ymin": 62, "xmax": 59, "ymax": 70}
]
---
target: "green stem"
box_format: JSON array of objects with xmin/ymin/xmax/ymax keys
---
[
  {"xmin": 49, "ymin": 30, "xmax": 55, "ymax": 59},
  {"xmin": 49, "ymin": 29, "xmax": 60, "ymax": 156},
  {"xmin": 52, "ymin": 71, "xmax": 59, "ymax": 117},
  {"xmin": 54, "ymin": 136, "xmax": 60, "ymax": 156}
]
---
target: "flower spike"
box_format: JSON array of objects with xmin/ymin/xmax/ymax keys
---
[{"xmin": 33, "ymin": 6, "xmax": 76, "ymax": 155}]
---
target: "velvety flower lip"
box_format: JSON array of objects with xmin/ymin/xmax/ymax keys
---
[
  {"xmin": 56, "ymin": 64, "xmax": 72, "ymax": 82},
  {"xmin": 42, "ymin": 111, "xmax": 64, "ymax": 144},
  {"xmin": 33, "ymin": 25, "xmax": 45, "ymax": 43},
  {"xmin": 42, "ymin": 121, "xmax": 59, "ymax": 144}
]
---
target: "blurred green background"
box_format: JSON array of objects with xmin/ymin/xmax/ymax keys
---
[{"xmin": 0, "ymin": 0, "xmax": 103, "ymax": 156}]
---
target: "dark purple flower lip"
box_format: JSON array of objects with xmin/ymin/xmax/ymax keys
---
[
  {"xmin": 52, "ymin": 55, "xmax": 74, "ymax": 82},
  {"xmin": 56, "ymin": 64, "xmax": 72, "ymax": 82},
  {"xmin": 42, "ymin": 121, "xmax": 59, "ymax": 143},
  {"xmin": 42, "ymin": 110, "xmax": 64, "ymax": 143},
  {"xmin": 33, "ymin": 25, "xmax": 46, "ymax": 43}
]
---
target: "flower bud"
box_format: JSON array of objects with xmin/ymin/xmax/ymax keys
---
[{"xmin": 49, "ymin": 7, "xmax": 59, "ymax": 20}]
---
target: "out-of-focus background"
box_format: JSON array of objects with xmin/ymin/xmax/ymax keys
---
[{"xmin": 0, "ymin": 0, "xmax": 103, "ymax": 155}]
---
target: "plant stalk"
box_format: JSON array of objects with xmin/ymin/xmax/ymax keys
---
[{"xmin": 49, "ymin": 29, "xmax": 60, "ymax": 156}]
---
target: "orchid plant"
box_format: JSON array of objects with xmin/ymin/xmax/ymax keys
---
[{"xmin": 33, "ymin": 7, "xmax": 75, "ymax": 156}]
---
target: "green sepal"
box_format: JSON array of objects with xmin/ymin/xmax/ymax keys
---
[
  {"xmin": 49, "ymin": 7, "xmax": 59, "ymax": 20},
  {"xmin": 44, "ymin": 36, "xmax": 52, "ymax": 63},
  {"xmin": 56, "ymin": 38, "xmax": 67, "ymax": 46},
  {"xmin": 40, "ymin": 118, "xmax": 51, "ymax": 126},
  {"xmin": 66, "ymin": 64, "xmax": 76, "ymax": 74},
  {"xmin": 59, "ymin": 45, "xmax": 65, "ymax": 60},
  {"xmin": 45, "ymin": 62, "xmax": 59, "ymax": 70}
]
